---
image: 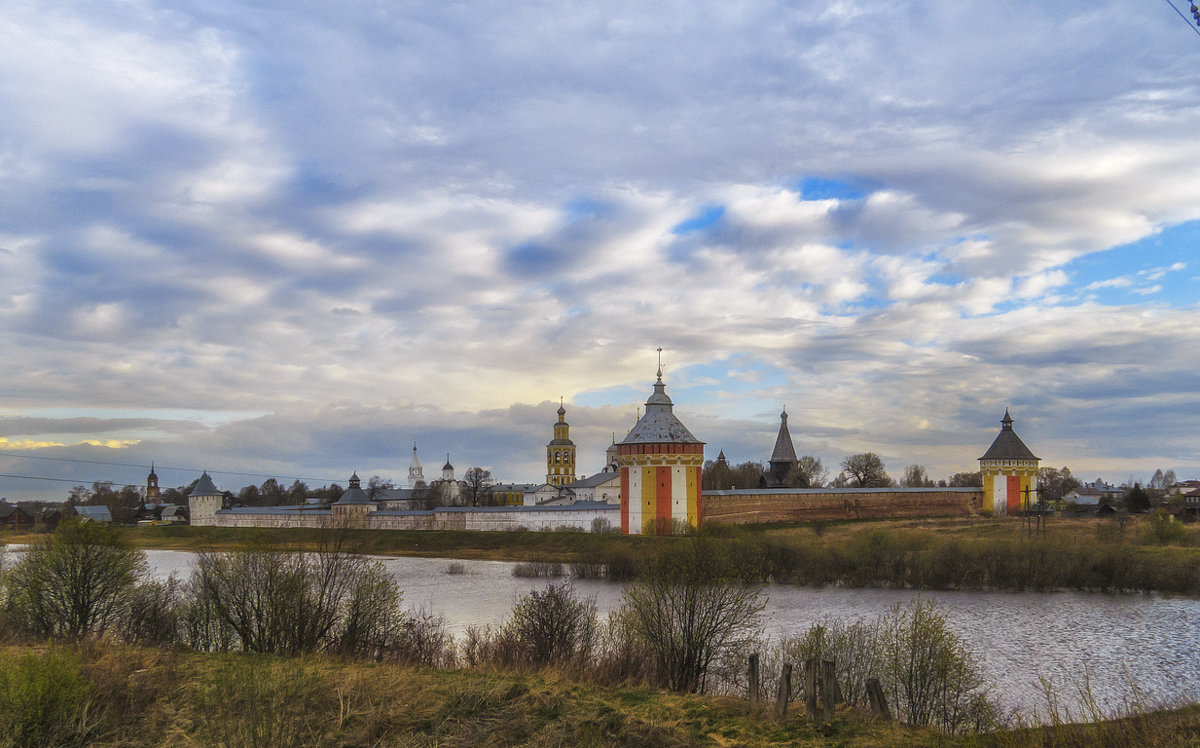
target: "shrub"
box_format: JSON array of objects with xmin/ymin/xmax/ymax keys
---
[
  {"xmin": 877, "ymin": 599, "xmax": 996, "ymax": 732},
  {"xmin": 507, "ymin": 581, "xmax": 599, "ymax": 668},
  {"xmin": 0, "ymin": 648, "xmax": 96, "ymax": 747},
  {"xmin": 601, "ymin": 547, "xmax": 639, "ymax": 581},
  {"xmin": 444, "ymin": 562, "xmax": 467, "ymax": 575},
  {"xmin": 122, "ymin": 577, "xmax": 183, "ymax": 648},
  {"xmin": 1144, "ymin": 510, "xmax": 1188, "ymax": 545},
  {"xmin": 590, "ymin": 517, "xmax": 616, "ymax": 534},
  {"xmin": 511, "ymin": 561, "xmax": 564, "ymax": 578},
  {"xmin": 617, "ymin": 538, "xmax": 764, "ymax": 693},
  {"xmin": 393, "ymin": 607, "xmax": 456, "ymax": 668},
  {"xmin": 190, "ymin": 544, "xmax": 404, "ymax": 656},
  {"xmin": 461, "ymin": 583, "xmax": 599, "ymax": 670},
  {"xmin": 3, "ymin": 517, "xmax": 146, "ymax": 639}
]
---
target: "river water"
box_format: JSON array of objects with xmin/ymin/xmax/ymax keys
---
[{"xmin": 141, "ymin": 550, "xmax": 1200, "ymax": 717}]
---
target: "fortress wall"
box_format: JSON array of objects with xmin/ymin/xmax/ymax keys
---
[
  {"xmin": 202, "ymin": 505, "xmax": 620, "ymax": 532},
  {"xmin": 701, "ymin": 488, "xmax": 982, "ymax": 525}
]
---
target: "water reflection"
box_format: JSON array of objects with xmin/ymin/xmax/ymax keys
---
[{"xmin": 141, "ymin": 550, "xmax": 1200, "ymax": 716}]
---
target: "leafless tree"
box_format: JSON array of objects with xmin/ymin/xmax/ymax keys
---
[
  {"xmin": 617, "ymin": 538, "xmax": 764, "ymax": 693},
  {"xmin": 461, "ymin": 467, "xmax": 493, "ymax": 506},
  {"xmin": 3, "ymin": 516, "xmax": 147, "ymax": 638},
  {"xmin": 787, "ymin": 455, "xmax": 828, "ymax": 488}
]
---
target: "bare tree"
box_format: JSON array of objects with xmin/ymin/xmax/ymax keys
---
[
  {"xmin": 788, "ymin": 455, "xmax": 828, "ymax": 488},
  {"xmin": 840, "ymin": 453, "xmax": 892, "ymax": 488},
  {"xmin": 3, "ymin": 516, "xmax": 146, "ymax": 638},
  {"xmin": 365, "ymin": 475, "xmax": 394, "ymax": 501},
  {"xmin": 617, "ymin": 538, "xmax": 764, "ymax": 693},
  {"xmin": 461, "ymin": 467, "xmax": 493, "ymax": 507}
]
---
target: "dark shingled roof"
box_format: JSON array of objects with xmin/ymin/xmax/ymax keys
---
[
  {"xmin": 619, "ymin": 376, "xmax": 703, "ymax": 445},
  {"xmin": 979, "ymin": 409, "xmax": 1039, "ymax": 460},
  {"xmin": 769, "ymin": 410, "xmax": 799, "ymax": 464}
]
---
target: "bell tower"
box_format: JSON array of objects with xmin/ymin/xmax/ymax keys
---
[{"xmin": 545, "ymin": 398, "xmax": 577, "ymax": 486}]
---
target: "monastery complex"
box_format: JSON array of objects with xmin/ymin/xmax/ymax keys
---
[{"xmin": 188, "ymin": 365, "xmax": 1041, "ymax": 534}]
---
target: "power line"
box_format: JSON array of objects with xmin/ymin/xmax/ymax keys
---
[
  {"xmin": 1162, "ymin": 0, "xmax": 1200, "ymax": 39},
  {"xmin": 0, "ymin": 450, "xmax": 342, "ymax": 485}
]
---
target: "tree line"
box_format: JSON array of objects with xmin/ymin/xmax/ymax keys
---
[{"xmin": 701, "ymin": 453, "xmax": 984, "ymax": 491}]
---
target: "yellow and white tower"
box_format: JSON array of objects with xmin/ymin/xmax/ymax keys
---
[
  {"xmin": 978, "ymin": 409, "xmax": 1040, "ymax": 515},
  {"xmin": 618, "ymin": 361, "xmax": 705, "ymax": 535},
  {"xmin": 546, "ymin": 399, "xmax": 577, "ymax": 486}
]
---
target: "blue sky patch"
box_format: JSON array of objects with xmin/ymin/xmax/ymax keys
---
[
  {"xmin": 671, "ymin": 205, "xmax": 725, "ymax": 235},
  {"xmin": 1064, "ymin": 220, "xmax": 1199, "ymax": 307},
  {"xmin": 796, "ymin": 176, "xmax": 876, "ymax": 201}
]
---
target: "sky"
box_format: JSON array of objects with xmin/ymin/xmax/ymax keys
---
[{"xmin": 2, "ymin": 0, "xmax": 1199, "ymax": 500}]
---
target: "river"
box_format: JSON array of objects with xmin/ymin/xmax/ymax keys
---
[{"xmin": 139, "ymin": 549, "xmax": 1200, "ymax": 717}]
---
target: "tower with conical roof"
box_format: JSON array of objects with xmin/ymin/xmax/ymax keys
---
[
  {"xmin": 767, "ymin": 409, "xmax": 799, "ymax": 487},
  {"xmin": 978, "ymin": 409, "xmax": 1040, "ymax": 515},
  {"xmin": 187, "ymin": 471, "xmax": 223, "ymax": 525},
  {"xmin": 617, "ymin": 352, "xmax": 705, "ymax": 534},
  {"xmin": 332, "ymin": 472, "xmax": 373, "ymax": 525},
  {"xmin": 546, "ymin": 398, "xmax": 577, "ymax": 486},
  {"xmin": 408, "ymin": 443, "xmax": 425, "ymax": 488}
]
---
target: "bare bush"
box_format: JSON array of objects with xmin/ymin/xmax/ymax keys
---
[
  {"xmin": 3, "ymin": 517, "xmax": 146, "ymax": 639},
  {"xmin": 123, "ymin": 577, "xmax": 184, "ymax": 648},
  {"xmin": 393, "ymin": 607, "xmax": 456, "ymax": 668},
  {"xmin": 877, "ymin": 599, "xmax": 996, "ymax": 732},
  {"xmin": 511, "ymin": 561, "xmax": 563, "ymax": 578},
  {"xmin": 461, "ymin": 582, "xmax": 599, "ymax": 670},
  {"xmin": 617, "ymin": 538, "xmax": 764, "ymax": 693},
  {"xmin": 191, "ymin": 536, "xmax": 403, "ymax": 656}
]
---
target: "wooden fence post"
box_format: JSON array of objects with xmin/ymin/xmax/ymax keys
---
[
  {"xmin": 775, "ymin": 663, "xmax": 792, "ymax": 717},
  {"xmin": 804, "ymin": 658, "xmax": 818, "ymax": 718},
  {"xmin": 820, "ymin": 659, "xmax": 836, "ymax": 721},
  {"xmin": 823, "ymin": 659, "xmax": 843, "ymax": 705},
  {"xmin": 866, "ymin": 677, "xmax": 892, "ymax": 720},
  {"xmin": 747, "ymin": 652, "xmax": 760, "ymax": 707}
]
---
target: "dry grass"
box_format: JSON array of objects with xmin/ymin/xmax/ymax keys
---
[{"xmin": 5, "ymin": 642, "xmax": 1200, "ymax": 747}]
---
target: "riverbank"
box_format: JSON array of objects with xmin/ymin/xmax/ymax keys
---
[
  {"xmin": 3, "ymin": 642, "xmax": 1197, "ymax": 747},
  {"xmin": 5, "ymin": 515, "xmax": 1199, "ymax": 593}
]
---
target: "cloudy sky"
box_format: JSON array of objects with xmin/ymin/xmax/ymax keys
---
[{"xmin": 2, "ymin": 0, "xmax": 1199, "ymax": 499}]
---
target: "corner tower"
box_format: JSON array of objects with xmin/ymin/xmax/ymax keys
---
[
  {"xmin": 546, "ymin": 398, "xmax": 577, "ymax": 486},
  {"xmin": 617, "ymin": 358, "xmax": 704, "ymax": 535},
  {"xmin": 978, "ymin": 409, "xmax": 1040, "ymax": 515},
  {"xmin": 187, "ymin": 471, "xmax": 223, "ymax": 526}
]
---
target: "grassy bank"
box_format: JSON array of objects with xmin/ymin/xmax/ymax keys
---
[
  {"xmin": 5, "ymin": 642, "xmax": 1198, "ymax": 748},
  {"xmin": 6, "ymin": 515, "xmax": 1200, "ymax": 594}
]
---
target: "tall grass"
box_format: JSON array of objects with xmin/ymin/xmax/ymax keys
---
[{"xmin": 0, "ymin": 648, "xmax": 96, "ymax": 748}]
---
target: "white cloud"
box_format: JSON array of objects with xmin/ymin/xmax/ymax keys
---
[{"xmin": 1, "ymin": 0, "xmax": 1200, "ymax": 496}]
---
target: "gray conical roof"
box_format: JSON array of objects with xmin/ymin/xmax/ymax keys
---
[
  {"xmin": 979, "ymin": 409, "xmax": 1039, "ymax": 460},
  {"xmin": 769, "ymin": 410, "xmax": 798, "ymax": 464},
  {"xmin": 192, "ymin": 471, "xmax": 221, "ymax": 496},
  {"xmin": 619, "ymin": 375, "xmax": 703, "ymax": 445}
]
